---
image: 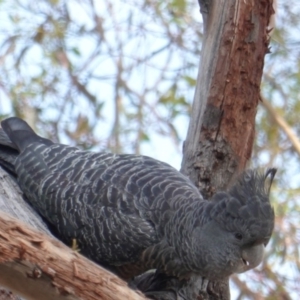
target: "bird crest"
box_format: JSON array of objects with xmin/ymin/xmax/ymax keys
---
[{"xmin": 209, "ymin": 169, "xmax": 276, "ymax": 244}]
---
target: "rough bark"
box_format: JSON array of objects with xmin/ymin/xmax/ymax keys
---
[
  {"xmin": 0, "ymin": 171, "xmax": 50, "ymax": 235},
  {"xmin": 181, "ymin": 0, "xmax": 274, "ymax": 198},
  {"xmin": 0, "ymin": 168, "xmax": 147, "ymax": 300},
  {"xmin": 0, "ymin": 168, "xmax": 51, "ymax": 300},
  {"xmin": 180, "ymin": 0, "xmax": 275, "ymax": 299}
]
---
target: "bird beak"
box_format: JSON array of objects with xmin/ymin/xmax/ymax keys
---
[{"xmin": 241, "ymin": 244, "xmax": 264, "ymax": 271}]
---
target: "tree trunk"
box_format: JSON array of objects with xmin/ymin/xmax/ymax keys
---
[
  {"xmin": 180, "ymin": 0, "xmax": 274, "ymax": 299},
  {"xmin": 182, "ymin": 0, "xmax": 274, "ymax": 196}
]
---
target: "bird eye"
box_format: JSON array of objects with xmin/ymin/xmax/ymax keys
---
[{"xmin": 234, "ymin": 233, "xmax": 243, "ymax": 240}]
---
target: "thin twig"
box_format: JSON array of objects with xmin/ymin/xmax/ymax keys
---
[{"xmin": 261, "ymin": 96, "xmax": 300, "ymax": 156}]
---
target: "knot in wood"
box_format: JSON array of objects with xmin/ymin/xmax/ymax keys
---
[{"xmin": 31, "ymin": 267, "xmax": 42, "ymax": 279}]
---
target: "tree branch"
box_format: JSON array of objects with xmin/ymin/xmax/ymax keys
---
[
  {"xmin": 261, "ymin": 96, "xmax": 300, "ymax": 156},
  {"xmin": 0, "ymin": 168, "xmax": 147, "ymax": 300},
  {"xmin": 230, "ymin": 275, "xmax": 263, "ymax": 300}
]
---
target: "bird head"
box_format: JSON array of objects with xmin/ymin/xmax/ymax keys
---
[{"xmin": 190, "ymin": 168, "xmax": 276, "ymax": 280}]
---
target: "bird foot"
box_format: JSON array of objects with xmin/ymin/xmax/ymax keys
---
[
  {"xmin": 200, "ymin": 277, "xmax": 209, "ymax": 291},
  {"xmin": 177, "ymin": 275, "xmax": 209, "ymax": 299},
  {"xmin": 130, "ymin": 271, "xmax": 210, "ymax": 300},
  {"xmin": 71, "ymin": 238, "xmax": 80, "ymax": 252}
]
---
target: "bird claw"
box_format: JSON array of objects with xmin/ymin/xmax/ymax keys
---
[
  {"xmin": 176, "ymin": 275, "xmax": 209, "ymax": 299},
  {"xmin": 71, "ymin": 238, "xmax": 80, "ymax": 252},
  {"xmin": 200, "ymin": 277, "xmax": 209, "ymax": 291},
  {"xmin": 130, "ymin": 272, "xmax": 210, "ymax": 299}
]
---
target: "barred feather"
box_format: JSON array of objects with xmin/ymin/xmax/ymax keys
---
[{"xmin": 0, "ymin": 117, "xmax": 276, "ymax": 281}]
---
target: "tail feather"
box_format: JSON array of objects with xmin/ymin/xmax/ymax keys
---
[
  {"xmin": 0, "ymin": 130, "xmax": 18, "ymax": 150},
  {"xmin": 1, "ymin": 117, "xmax": 53, "ymax": 151},
  {"xmin": 0, "ymin": 129, "xmax": 19, "ymax": 175},
  {"xmin": 0, "ymin": 117, "xmax": 54, "ymax": 175}
]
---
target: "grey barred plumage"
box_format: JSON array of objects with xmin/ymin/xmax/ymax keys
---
[{"xmin": 0, "ymin": 117, "xmax": 276, "ymax": 282}]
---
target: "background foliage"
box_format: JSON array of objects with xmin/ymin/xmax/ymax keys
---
[{"xmin": 0, "ymin": 0, "xmax": 299, "ymax": 299}]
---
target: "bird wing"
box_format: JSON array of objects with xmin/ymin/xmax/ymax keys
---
[{"xmin": 14, "ymin": 143, "xmax": 169, "ymax": 265}]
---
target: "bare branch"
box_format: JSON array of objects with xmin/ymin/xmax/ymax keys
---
[
  {"xmin": 261, "ymin": 96, "xmax": 300, "ymax": 156},
  {"xmin": 231, "ymin": 275, "xmax": 263, "ymax": 300}
]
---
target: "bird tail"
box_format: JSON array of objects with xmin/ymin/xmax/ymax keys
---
[
  {"xmin": 0, "ymin": 117, "xmax": 53, "ymax": 175},
  {"xmin": 0, "ymin": 128, "xmax": 19, "ymax": 175},
  {"xmin": 1, "ymin": 117, "xmax": 53, "ymax": 152}
]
